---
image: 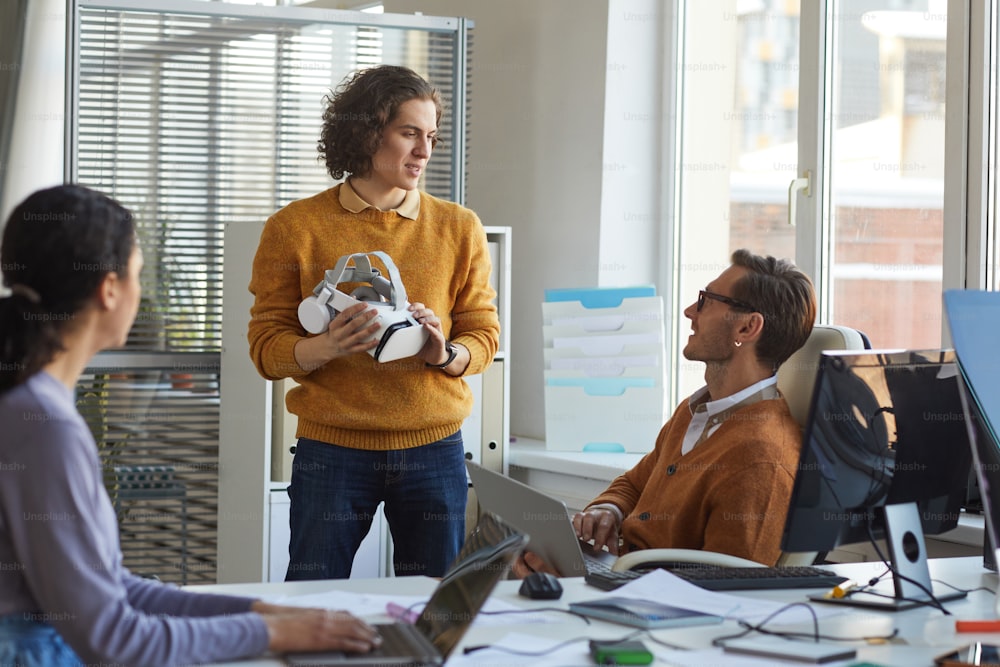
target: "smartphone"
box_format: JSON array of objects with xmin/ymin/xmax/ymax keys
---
[
  {"xmin": 720, "ymin": 637, "xmax": 856, "ymax": 664},
  {"xmin": 934, "ymin": 643, "xmax": 1000, "ymax": 667},
  {"xmin": 589, "ymin": 639, "xmax": 654, "ymax": 666}
]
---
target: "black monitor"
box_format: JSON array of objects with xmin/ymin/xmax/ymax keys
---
[{"xmin": 781, "ymin": 348, "xmax": 973, "ymax": 610}]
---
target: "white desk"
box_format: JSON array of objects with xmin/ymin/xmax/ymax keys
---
[{"xmin": 193, "ymin": 556, "xmax": 999, "ymax": 666}]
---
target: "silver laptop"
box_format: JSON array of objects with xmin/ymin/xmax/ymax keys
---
[
  {"xmin": 285, "ymin": 512, "xmax": 527, "ymax": 666},
  {"xmin": 466, "ymin": 461, "xmax": 617, "ymax": 578}
]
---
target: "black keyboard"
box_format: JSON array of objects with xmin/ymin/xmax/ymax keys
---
[{"xmin": 586, "ymin": 565, "xmax": 847, "ymax": 592}]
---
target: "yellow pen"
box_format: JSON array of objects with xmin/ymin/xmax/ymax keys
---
[{"xmin": 824, "ymin": 579, "xmax": 859, "ymax": 599}]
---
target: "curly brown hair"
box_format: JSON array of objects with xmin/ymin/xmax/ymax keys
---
[
  {"xmin": 318, "ymin": 65, "xmax": 443, "ymax": 180},
  {"xmin": 729, "ymin": 248, "xmax": 817, "ymax": 369}
]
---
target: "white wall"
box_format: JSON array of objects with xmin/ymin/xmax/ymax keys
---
[
  {"xmin": 599, "ymin": 0, "xmax": 665, "ymax": 288},
  {"xmin": 387, "ymin": 0, "xmax": 666, "ymax": 439},
  {"xmin": 0, "ymin": 0, "xmax": 65, "ymax": 222}
]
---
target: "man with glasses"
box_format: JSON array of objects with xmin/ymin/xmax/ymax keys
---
[{"xmin": 517, "ymin": 249, "xmax": 816, "ymax": 573}]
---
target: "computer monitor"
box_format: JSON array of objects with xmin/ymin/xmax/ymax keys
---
[
  {"xmin": 781, "ymin": 348, "xmax": 973, "ymax": 610},
  {"xmin": 955, "ymin": 369, "xmax": 1000, "ymax": 572},
  {"xmin": 944, "ymin": 290, "xmax": 1000, "ymax": 588}
]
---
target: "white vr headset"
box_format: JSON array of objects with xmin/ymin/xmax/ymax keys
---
[{"xmin": 297, "ymin": 251, "xmax": 429, "ymax": 363}]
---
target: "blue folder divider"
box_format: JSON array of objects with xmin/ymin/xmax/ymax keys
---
[
  {"xmin": 544, "ymin": 376, "xmax": 656, "ymax": 396},
  {"xmin": 544, "ymin": 285, "xmax": 656, "ymax": 309},
  {"xmin": 542, "ymin": 286, "xmax": 666, "ymax": 453}
]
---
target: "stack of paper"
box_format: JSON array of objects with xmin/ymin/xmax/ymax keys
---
[{"xmin": 542, "ymin": 286, "xmax": 668, "ymax": 453}]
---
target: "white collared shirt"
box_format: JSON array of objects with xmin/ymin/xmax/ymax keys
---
[{"xmin": 680, "ymin": 375, "xmax": 780, "ymax": 455}]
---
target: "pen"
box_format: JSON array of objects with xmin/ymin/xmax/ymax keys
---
[
  {"xmin": 385, "ymin": 602, "xmax": 419, "ymax": 624},
  {"xmin": 956, "ymin": 620, "xmax": 1000, "ymax": 633},
  {"xmin": 823, "ymin": 579, "xmax": 859, "ymax": 599}
]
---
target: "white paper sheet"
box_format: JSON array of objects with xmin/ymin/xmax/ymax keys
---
[
  {"xmin": 609, "ymin": 569, "xmax": 845, "ymax": 625},
  {"xmin": 443, "ymin": 632, "xmax": 592, "ymax": 667}
]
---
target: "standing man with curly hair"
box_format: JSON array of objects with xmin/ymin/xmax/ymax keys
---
[{"xmin": 248, "ymin": 65, "xmax": 499, "ymax": 580}]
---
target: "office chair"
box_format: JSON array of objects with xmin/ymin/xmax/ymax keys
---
[{"xmin": 611, "ymin": 324, "xmax": 872, "ymax": 573}]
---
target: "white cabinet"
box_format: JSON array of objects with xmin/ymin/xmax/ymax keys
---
[{"xmin": 266, "ymin": 489, "xmax": 390, "ymax": 581}]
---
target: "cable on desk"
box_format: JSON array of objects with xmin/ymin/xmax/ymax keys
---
[
  {"xmin": 711, "ymin": 602, "xmax": 819, "ymax": 647},
  {"xmin": 637, "ymin": 631, "xmax": 690, "ymax": 651},
  {"xmin": 858, "ymin": 566, "xmax": 978, "ymax": 598},
  {"xmin": 930, "ymin": 578, "xmax": 995, "ymax": 596},
  {"xmin": 829, "ymin": 558, "xmax": 986, "ymax": 612},
  {"xmin": 710, "ymin": 602, "xmax": 899, "ymax": 647},
  {"xmin": 846, "ymin": 523, "xmax": 952, "ymax": 615},
  {"xmin": 463, "ymin": 628, "xmax": 691, "ymax": 657},
  {"xmin": 461, "ymin": 633, "xmax": 590, "ymax": 657}
]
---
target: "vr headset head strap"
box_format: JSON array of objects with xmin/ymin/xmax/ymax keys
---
[{"xmin": 312, "ymin": 251, "xmax": 408, "ymax": 310}]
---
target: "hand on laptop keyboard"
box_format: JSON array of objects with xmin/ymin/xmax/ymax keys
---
[{"xmin": 254, "ymin": 605, "xmax": 382, "ymax": 655}]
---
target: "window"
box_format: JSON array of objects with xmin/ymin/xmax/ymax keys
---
[{"xmin": 674, "ymin": 0, "xmax": 948, "ymax": 399}]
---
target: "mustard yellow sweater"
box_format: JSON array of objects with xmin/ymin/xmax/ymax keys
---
[
  {"xmin": 247, "ymin": 185, "xmax": 500, "ymax": 450},
  {"xmin": 589, "ymin": 397, "xmax": 802, "ymax": 566}
]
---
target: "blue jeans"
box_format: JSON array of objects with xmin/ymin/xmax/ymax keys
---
[
  {"xmin": 0, "ymin": 614, "xmax": 83, "ymax": 667},
  {"xmin": 285, "ymin": 432, "xmax": 467, "ymax": 580}
]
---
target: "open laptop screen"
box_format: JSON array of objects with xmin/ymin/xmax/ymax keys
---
[{"xmin": 415, "ymin": 512, "xmax": 527, "ymax": 660}]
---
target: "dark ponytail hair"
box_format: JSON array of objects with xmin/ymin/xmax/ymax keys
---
[{"xmin": 1, "ymin": 184, "xmax": 136, "ymax": 392}]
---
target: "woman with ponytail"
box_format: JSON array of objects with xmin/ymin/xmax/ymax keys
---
[{"xmin": 0, "ymin": 185, "xmax": 380, "ymax": 666}]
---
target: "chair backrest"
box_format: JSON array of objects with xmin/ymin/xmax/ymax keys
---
[
  {"xmin": 774, "ymin": 324, "xmax": 869, "ymax": 567},
  {"xmin": 775, "ymin": 324, "xmax": 870, "ymax": 427}
]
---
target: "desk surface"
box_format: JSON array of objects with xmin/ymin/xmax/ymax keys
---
[{"xmin": 193, "ymin": 556, "xmax": 998, "ymax": 666}]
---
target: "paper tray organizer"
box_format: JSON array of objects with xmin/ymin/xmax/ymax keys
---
[{"xmin": 542, "ymin": 287, "xmax": 668, "ymax": 453}]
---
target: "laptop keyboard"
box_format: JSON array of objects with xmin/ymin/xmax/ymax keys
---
[
  {"xmin": 284, "ymin": 623, "xmax": 427, "ymax": 666},
  {"xmin": 585, "ymin": 564, "xmax": 847, "ymax": 591},
  {"xmin": 365, "ymin": 623, "xmax": 419, "ymax": 656}
]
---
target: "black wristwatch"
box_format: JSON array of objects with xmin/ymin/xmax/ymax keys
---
[{"xmin": 426, "ymin": 341, "xmax": 458, "ymax": 369}]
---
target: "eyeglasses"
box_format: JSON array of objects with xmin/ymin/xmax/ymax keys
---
[{"xmin": 697, "ymin": 289, "xmax": 758, "ymax": 313}]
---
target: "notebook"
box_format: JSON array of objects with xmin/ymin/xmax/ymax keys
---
[
  {"xmin": 284, "ymin": 512, "xmax": 528, "ymax": 666},
  {"xmin": 465, "ymin": 461, "xmax": 617, "ymax": 578},
  {"xmin": 569, "ymin": 596, "xmax": 723, "ymax": 629}
]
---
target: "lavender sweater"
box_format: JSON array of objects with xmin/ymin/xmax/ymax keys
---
[{"xmin": 0, "ymin": 372, "xmax": 269, "ymax": 666}]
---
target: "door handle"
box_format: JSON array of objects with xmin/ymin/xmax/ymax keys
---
[{"xmin": 788, "ymin": 171, "xmax": 812, "ymax": 226}]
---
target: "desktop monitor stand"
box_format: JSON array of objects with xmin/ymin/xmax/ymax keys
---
[{"xmin": 809, "ymin": 502, "xmax": 967, "ymax": 611}]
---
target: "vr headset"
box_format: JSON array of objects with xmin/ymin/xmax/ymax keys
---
[{"xmin": 297, "ymin": 251, "xmax": 429, "ymax": 363}]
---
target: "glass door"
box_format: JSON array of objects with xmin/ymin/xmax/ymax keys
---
[
  {"xmin": 796, "ymin": 0, "xmax": 947, "ymax": 349},
  {"xmin": 675, "ymin": 1, "xmax": 802, "ymax": 397}
]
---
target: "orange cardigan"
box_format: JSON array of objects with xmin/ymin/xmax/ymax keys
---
[
  {"xmin": 589, "ymin": 397, "xmax": 802, "ymax": 566},
  {"xmin": 247, "ymin": 185, "xmax": 499, "ymax": 450}
]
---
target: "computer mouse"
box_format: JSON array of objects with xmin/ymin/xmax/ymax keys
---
[{"xmin": 519, "ymin": 571, "xmax": 563, "ymax": 600}]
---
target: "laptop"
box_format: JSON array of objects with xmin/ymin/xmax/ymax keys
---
[
  {"xmin": 285, "ymin": 512, "xmax": 528, "ymax": 666},
  {"xmin": 465, "ymin": 461, "xmax": 617, "ymax": 578}
]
